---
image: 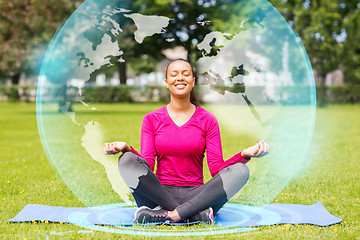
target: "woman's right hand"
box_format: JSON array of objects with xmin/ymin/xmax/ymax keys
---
[{"xmin": 103, "ymin": 141, "xmax": 130, "ymax": 155}]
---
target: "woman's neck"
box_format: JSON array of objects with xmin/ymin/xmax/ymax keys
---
[{"xmin": 168, "ymin": 96, "xmax": 195, "ymax": 113}]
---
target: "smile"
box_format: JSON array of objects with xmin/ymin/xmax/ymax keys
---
[{"xmin": 175, "ymin": 83, "xmax": 187, "ymax": 89}]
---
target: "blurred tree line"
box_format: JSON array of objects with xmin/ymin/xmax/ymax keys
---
[{"xmin": 0, "ymin": 0, "xmax": 359, "ymax": 91}]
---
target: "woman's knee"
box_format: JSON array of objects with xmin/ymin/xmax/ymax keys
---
[
  {"xmin": 118, "ymin": 152, "xmax": 137, "ymax": 168},
  {"xmin": 219, "ymin": 163, "xmax": 250, "ymax": 199},
  {"xmin": 235, "ymin": 163, "xmax": 250, "ymax": 180},
  {"xmin": 224, "ymin": 163, "xmax": 250, "ymax": 183}
]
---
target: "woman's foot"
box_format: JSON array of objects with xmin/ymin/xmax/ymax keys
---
[
  {"xmin": 186, "ymin": 207, "xmax": 214, "ymax": 224},
  {"xmin": 133, "ymin": 206, "xmax": 172, "ymax": 224}
]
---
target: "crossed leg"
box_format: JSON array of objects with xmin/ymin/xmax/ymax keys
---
[{"xmin": 118, "ymin": 152, "xmax": 250, "ymax": 220}]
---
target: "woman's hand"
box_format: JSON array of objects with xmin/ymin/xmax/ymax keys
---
[
  {"xmin": 241, "ymin": 140, "xmax": 269, "ymax": 159},
  {"xmin": 103, "ymin": 141, "xmax": 130, "ymax": 155}
]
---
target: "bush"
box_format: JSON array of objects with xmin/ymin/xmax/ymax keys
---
[
  {"xmin": 1, "ymin": 84, "xmax": 360, "ymax": 104},
  {"xmin": 200, "ymin": 85, "xmax": 314, "ymax": 105},
  {"xmin": 83, "ymin": 85, "xmax": 171, "ymax": 103},
  {"xmin": 0, "ymin": 85, "xmax": 37, "ymax": 101},
  {"xmin": 7, "ymin": 86, "xmax": 20, "ymax": 101},
  {"xmin": 82, "ymin": 85, "xmax": 360, "ymax": 104},
  {"xmin": 326, "ymin": 85, "xmax": 360, "ymax": 103},
  {"xmin": 83, "ymin": 86, "xmax": 136, "ymax": 103}
]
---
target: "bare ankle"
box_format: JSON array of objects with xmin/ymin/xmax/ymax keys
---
[{"xmin": 168, "ymin": 209, "xmax": 181, "ymax": 222}]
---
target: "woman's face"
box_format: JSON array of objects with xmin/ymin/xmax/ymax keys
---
[{"xmin": 165, "ymin": 60, "xmax": 195, "ymax": 98}]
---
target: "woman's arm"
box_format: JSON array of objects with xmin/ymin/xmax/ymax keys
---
[
  {"xmin": 140, "ymin": 113, "xmax": 157, "ymax": 171},
  {"xmin": 103, "ymin": 113, "xmax": 156, "ymax": 170},
  {"xmin": 205, "ymin": 115, "xmax": 269, "ymax": 177}
]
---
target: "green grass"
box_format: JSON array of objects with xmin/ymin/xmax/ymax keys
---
[{"xmin": 0, "ymin": 102, "xmax": 359, "ymax": 239}]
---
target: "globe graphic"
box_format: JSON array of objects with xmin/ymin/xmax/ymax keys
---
[{"xmin": 37, "ymin": 0, "xmax": 316, "ymax": 214}]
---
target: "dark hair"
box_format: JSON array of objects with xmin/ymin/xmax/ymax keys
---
[
  {"xmin": 165, "ymin": 58, "xmax": 199, "ymax": 106},
  {"xmin": 165, "ymin": 58, "xmax": 195, "ymax": 78}
]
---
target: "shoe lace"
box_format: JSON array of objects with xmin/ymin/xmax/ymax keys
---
[{"xmin": 149, "ymin": 210, "xmax": 169, "ymax": 222}]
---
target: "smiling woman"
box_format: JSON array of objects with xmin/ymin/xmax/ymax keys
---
[{"xmin": 103, "ymin": 59, "xmax": 269, "ymax": 224}]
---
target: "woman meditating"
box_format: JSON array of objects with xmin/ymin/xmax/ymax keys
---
[{"xmin": 104, "ymin": 59, "xmax": 269, "ymax": 224}]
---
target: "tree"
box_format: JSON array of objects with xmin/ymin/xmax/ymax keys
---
[
  {"xmin": 0, "ymin": 0, "xmax": 84, "ymax": 84},
  {"xmin": 80, "ymin": 0, "xmax": 217, "ymax": 84},
  {"xmin": 269, "ymin": 0, "xmax": 360, "ymax": 105},
  {"xmin": 339, "ymin": 1, "xmax": 360, "ymax": 85},
  {"xmin": 269, "ymin": 0, "xmax": 342, "ymax": 105},
  {"xmin": 80, "ymin": 0, "xmax": 274, "ymax": 85}
]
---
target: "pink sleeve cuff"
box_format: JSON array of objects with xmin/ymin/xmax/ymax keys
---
[
  {"xmin": 239, "ymin": 151, "xmax": 251, "ymax": 164},
  {"xmin": 124, "ymin": 146, "xmax": 155, "ymax": 171},
  {"xmin": 226, "ymin": 151, "xmax": 251, "ymax": 164},
  {"xmin": 126, "ymin": 145, "xmax": 142, "ymax": 158},
  {"xmin": 210, "ymin": 151, "xmax": 251, "ymax": 177}
]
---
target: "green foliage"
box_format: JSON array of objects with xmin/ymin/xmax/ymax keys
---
[
  {"xmin": 270, "ymin": 0, "xmax": 340, "ymax": 74},
  {"xmin": 127, "ymin": 56, "xmax": 159, "ymax": 76},
  {"xmin": 0, "ymin": 0, "xmax": 85, "ymax": 81},
  {"xmin": 85, "ymin": 0, "xmax": 237, "ymax": 83},
  {"xmin": 204, "ymin": 85, "xmax": 315, "ymax": 105},
  {"xmin": 269, "ymin": 0, "xmax": 360, "ymax": 85},
  {"xmin": 5, "ymin": 86, "xmax": 20, "ymax": 102},
  {"xmin": 83, "ymin": 86, "xmax": 135, "ymax": 103},
  {"xmin": 127, "ymin": 0, "xmax": 217, "ymax": 64},
  {"xmin": 324, "ymin": 85, "xmax": 360, "ymax": 103},
  {"xmin": 3, "ymin": 84, "xmax": 360, "ymax": 104},
  {"xmin": 82, "ymin": 85, "xmax": 171, "ymax": 103},
  {"xmin": 341, "ymin": 1, "xmax": 360, "ymax": 84},
  {"xmin": 1, "ymin": 0, "xmax": 359, "ymax": 101},
  {"xmin": 0, "ymin": 85, "xmax": 37, "ymax": 102}
]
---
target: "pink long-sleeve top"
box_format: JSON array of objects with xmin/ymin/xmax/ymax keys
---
[{"xmin": 129, "ymin": 106, "xmax": 250, "ymax": 186}]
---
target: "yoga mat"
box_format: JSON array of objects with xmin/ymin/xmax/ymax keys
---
[{"xmin": 8, "ymin": 202, "xmax": 341, "ymax": 227}]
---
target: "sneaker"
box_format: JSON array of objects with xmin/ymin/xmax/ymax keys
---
[
  {"xmin": 133, "ymin": 206, "xmax": 172, "ymax": 224},
  {"xmin": 187, "ymin": 207, "xmax": 214, "ymax": 224}
]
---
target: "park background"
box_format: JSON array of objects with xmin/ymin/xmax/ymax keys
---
[{"xmin": 0, "ymin": 0, "xmax": 359, "ymax": 239}]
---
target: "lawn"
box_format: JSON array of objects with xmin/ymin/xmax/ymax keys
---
[{"xmin": 0, "ymin": 102, "xmax": 359, "ymax": 239}]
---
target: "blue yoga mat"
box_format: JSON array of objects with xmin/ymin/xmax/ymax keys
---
[{"xmin": 8, "ymin": 202, "xmax": 341, "ymax": 227}]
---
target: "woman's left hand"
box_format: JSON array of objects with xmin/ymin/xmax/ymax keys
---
[{"xmin": 241, "ymin": 140, "xmax": 269, "ymax": 159}]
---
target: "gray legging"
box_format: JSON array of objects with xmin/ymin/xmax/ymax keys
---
[{"xmin": 118, "ymin": 152, "xmax": 249, "ymax": 219}]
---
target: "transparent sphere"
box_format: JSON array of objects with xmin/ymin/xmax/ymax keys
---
[{"xmin": 37, "ymin": 0, "xmax": 316, "ymax": 210}]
